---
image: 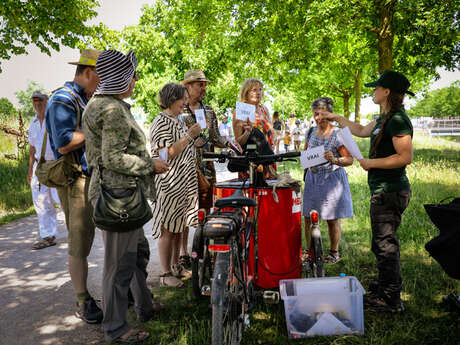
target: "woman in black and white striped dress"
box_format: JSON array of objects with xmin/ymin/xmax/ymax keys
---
[{"xmin": 150, "ymin": 83, "xmax": 202, "ymax": 288}]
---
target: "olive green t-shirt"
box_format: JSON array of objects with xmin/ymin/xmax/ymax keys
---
[{"xmin": 368, "ymin": 110, "xmax": 413, "ymax": 194}]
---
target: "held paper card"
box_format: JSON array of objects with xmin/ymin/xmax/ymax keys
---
[
  {"xmin": 235, "ymin": 101, "xmax": 255, "ymax": 123},
  {"xmin": 159, "ymin": 148, "xmax": 168, "ymax": 161},
  {"xmin": 195, "ymin": 109, "xmax": 207, "ymax": 129},
  {"xmin": 337, "ymin": 127, "xmax": 363, "ymax": 159},
  {"xmin": 300, "ymin": 146, "xmax": 327, "ymax": 169}
]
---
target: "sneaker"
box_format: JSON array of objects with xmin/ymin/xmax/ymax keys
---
[
  {"xmin": 364, "ymin": 294, "xmax": 405, "ymax": 313},
  {"xmin": 75, "ymin": 297, "xmax": 103, "ymax": 324}
]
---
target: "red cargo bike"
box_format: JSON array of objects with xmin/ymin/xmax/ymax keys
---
[{"xmin": 191, "ymin": 148, "xmax": 303, "ymax": 345}]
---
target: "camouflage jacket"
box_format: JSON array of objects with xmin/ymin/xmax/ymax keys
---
[
  {"xmin": 82, "ymin": 94, "xmax": 155, "ymax": 202},
  {"xmin": 181, "ymin": 102, "xmax": 228, "ymax": 180}
]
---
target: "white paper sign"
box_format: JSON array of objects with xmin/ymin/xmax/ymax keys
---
[
  {"xmin": 300, "ymin": 146, "xmax": 327, "ymax": 169},
  {"xmin": 337, "ymin": 127, "xmax": 363, "ymax": 159},
  {"xmin": 158, "ymin": 148, "xmax": 168, "ymax": 161},
  {"xmin": 235, "ymin": 101, "xmax": 255, "ymax": 123},
  {"xmin": 195, "ymin": 109, "xmax": 207, "ymax": 129}
]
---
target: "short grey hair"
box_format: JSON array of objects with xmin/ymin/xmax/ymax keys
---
[
  {"xmin": 311, "ymin": 97, "xmax": 334, "ymax": 112},
  {"xmin": 158, "ymin": 83, "xmax": 187, "ymax": 109}
]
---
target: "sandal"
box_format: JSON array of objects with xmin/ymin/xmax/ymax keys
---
[
  {"xmin": 324, "ymin": 250, "xmax": 341, "ymax": 264},
  {"xmin": 179, "ymin": 254, "xmax": 192, "ymax": 268},
  {"xmin": 301, "ymin": 249, "xmax": 310, "ymax": 263},
  {"xmin": 32, "ymin": 236, "xmax": 56, "ymax": 250},
  {"xmin": 114, "ymin": 328, "xmax": 149, "ymax": 343},
  {"xmin": 171, "ymin": 263, "xmax": 192, "ymax": 279},
  {"xmin": 159, "ymin": 271, "xmax": 184, "ymax": 288}
]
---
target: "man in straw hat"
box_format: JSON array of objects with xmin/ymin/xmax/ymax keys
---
[
  {"xmin": 178, "ymin": 70, "xmax": 241, "ymax": 273},
  {"xmin": 28, "ymin": 90, "xmax": 60, "ymax": 250},
  {"xmin": 45, "ymin": 49, "xmax": 103, "ymax": 324}
]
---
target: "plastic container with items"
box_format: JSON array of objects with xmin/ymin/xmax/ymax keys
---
[{"xmin": 279, "ymin": 276, "xmax": 366, "ymax": 338}]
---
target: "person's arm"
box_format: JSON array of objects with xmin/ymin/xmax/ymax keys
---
[
  {"xmin": 232, "ymin": 110, "xmax": 252, "ymax": 146},
  {"xmin": 167, "ymin": 123, "xmax": 201, "ymax": 159},
  {"xmin": 358, "ymin": 134, "xmax": 413, "ymax": 171},
  {"xmin": 27, "ymin": 145, "xmax": 36, "ymax": 185},
  {"xmin": 208, "ymin": 109, "xmax": 228, "ymax": 149},
  {"xmin": 100, "ymin": 106, "xmax": 155, "ymax": 176},
  {"xmin": 47, "ymin": 99, "xmax": 85, "ymax": 155},
  {"xmin": 324, "ymin": 146, "xmax": 353, "ymax": 167},
  {"xmin": 57, "ymin": 130, "xmax": 84, "ymax": 155},
  {"xmin": 320, "ymin": 111, "xmax": 376, "ymax": 138}
]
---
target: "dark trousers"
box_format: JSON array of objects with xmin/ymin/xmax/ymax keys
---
[{"xmin": 370, "ymin": 189, "xmax": 411, "ymax": 304}]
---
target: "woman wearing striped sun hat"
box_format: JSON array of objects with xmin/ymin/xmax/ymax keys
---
[{"xmin": 83, "ymin": 50, "xmax": 170, "ymax": 344}]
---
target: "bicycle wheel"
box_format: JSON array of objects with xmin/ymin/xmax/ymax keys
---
[
  {"xmin": 191, "ymin": 226, "xmax": 213, "ymax": 298},
  {"xmin": 312, "ymin": 236, "xmax": 325, "ymax": 278},
  {"xmin": 211, "ymin": 251, "xmax": 243, "ymax": 345}
]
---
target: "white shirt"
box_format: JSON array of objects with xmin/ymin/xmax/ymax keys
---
[
  {"xmin": 28, "ymin": 115, "xmax": 56, "ymax": 161},
  {"xmin": 292, "ymin": 126, "xmax": 302, "ymax": 140}
]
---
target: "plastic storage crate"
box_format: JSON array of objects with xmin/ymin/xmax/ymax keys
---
[{"xmin": 279, "ymin": 276, "xmax": 365, "ymax": 338}]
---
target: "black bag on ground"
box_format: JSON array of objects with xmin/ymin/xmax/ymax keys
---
[
  {"xmin": 93, "ymin": 181, "xmax": 153, "ymax": 232},
  {"xmin": 227, "ymin": 128, "xmax": 274, "ymax": 173},
  {"xmin": 424, "ymin": 197, "xmax": 460, "ymax": 280}
]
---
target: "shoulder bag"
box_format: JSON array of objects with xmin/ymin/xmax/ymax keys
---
[
  {"xmin": 35, "ymin": 88, "xmax": 83, "ymax": 188},
  {"xmin": 92, "ymin": 168, "xmax": 153, "ymax": 232}
]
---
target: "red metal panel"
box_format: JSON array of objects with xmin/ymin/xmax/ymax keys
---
[{"xmin": 214, "ymin": 185, "xmax": 302, "ymax": 289}]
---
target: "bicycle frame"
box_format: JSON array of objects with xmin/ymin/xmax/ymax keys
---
[{"xmin": 304, "ymin": 209, "xmax": 325, "ymax": 278}]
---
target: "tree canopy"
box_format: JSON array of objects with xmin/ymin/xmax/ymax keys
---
[
  {"xmin": 0, "ymin": 97, "xmax": 18, "ymax": 123},
  {"xmin": 0, "ymin": 0, "xmax": 102, "ymax": 71},
  {"xmin": 14, "ymin": 81, "xmax": 46, "ymax": 119},
  {"xmin": 408, "ymin": 83, "xmax": 460, "ymax": 118}
]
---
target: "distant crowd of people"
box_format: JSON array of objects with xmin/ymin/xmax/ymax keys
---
[{"xmin": 27, "ymin": 47, "xmax": 414, "ymax": 342}]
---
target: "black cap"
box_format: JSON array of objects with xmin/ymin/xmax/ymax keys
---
[{"xmin": 365, "ymin": 70, "xmax": 415, "ymax": 96}]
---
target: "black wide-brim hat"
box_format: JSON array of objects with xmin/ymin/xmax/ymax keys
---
[{"xmin": 365, "ymin": 70, "xmax": 415, "ymax": 96}]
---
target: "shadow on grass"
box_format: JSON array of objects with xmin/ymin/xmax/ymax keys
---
[{"xmin": 140, "ymin": 246, "xmax": 459, "ymax": 345}]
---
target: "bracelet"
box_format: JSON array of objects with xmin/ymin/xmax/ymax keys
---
[{"xmin": 185, "ymin": 133, "xmax": 194, "ymax": 142}]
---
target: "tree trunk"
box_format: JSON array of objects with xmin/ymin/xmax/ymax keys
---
[
  {"xmin": 343, "ymin": 94, "xmax": 350, "ymax": 119},
  {"xmin": 377, "ymin": 0, "xmax": 395, "ymax": 73},
  {"xmin": 354, "ymin": 69, "xmax": 362, "ymax": 124}
]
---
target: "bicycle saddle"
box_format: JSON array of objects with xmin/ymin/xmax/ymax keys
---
[{"xmin": 215, "ymin": 190, "xmax": 257, "ymax": 208}]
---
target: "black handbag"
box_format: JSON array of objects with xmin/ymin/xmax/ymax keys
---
[
  {"xmin": 227, "ymin": 128, "xmax": 274, "ymax": 173},
  {"xmin": 424, "ymin": 197, "xmax": 460, "ymax": 280},
  {"xmin": 93, "ymin": 175, "xmax": 153, "ymax": 232}
]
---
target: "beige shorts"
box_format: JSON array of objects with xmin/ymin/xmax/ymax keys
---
[{"xmin": 57, "ymin": 175, "xmax": 95, "ymax": 258}]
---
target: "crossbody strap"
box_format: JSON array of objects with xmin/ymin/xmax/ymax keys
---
[{"xmin": 40, "ymin": 87, "xmax": 83, "ymax": 161}]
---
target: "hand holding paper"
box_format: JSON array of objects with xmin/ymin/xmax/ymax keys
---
[
  {"xmin": 194, "ymin": 109, "xmax": 207, "ymax": 129},
  {"xmin": 235, "ymin": 101, "xmax": 256, "ymax": 123},
  {"xmin": 337, "ymin": 127, "xmax": 363, "ymax": 159},
  {"xmin": 300, "ymin": 146, "xmax": 328, "ymax": 169}
]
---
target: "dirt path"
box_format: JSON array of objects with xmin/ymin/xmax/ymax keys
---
[{"xmin": 0, "ymin": 162, "xmax": 235, "ymax": 345}]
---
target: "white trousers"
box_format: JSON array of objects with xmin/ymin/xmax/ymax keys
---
[{"xmin": 31, "ymin": 172, "xmax": 59, "ymax": 239}]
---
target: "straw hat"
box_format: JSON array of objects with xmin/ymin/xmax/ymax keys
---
[
  {"xmin": 182, "ymin": 70, "xmax": 211, "ymax": 84},
  {"xmin": 68, "ymin": 49, "xmax": 102, "ymax": 67}
]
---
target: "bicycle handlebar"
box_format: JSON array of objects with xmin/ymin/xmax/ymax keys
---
[{"xmin": 203, "ymin": 151, "xmax": 300, "ymax": 163}]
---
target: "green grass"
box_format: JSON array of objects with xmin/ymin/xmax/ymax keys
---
[
  {"xmin": 131, "ymin": 133, "xmax": 460, "ymax": 345},
  {"xmin": 0, "ymin": 131, "xmax": 33, "ymax": 224}
]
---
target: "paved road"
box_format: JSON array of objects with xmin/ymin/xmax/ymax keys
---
[{"xmin": 0, "ymin": 163, "xmax": 236, "ymax": 345}]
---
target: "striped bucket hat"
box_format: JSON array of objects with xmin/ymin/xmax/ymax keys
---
[{"xmin": 95, "ymin": 50, "xmax": 138, "ymax": 95}]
